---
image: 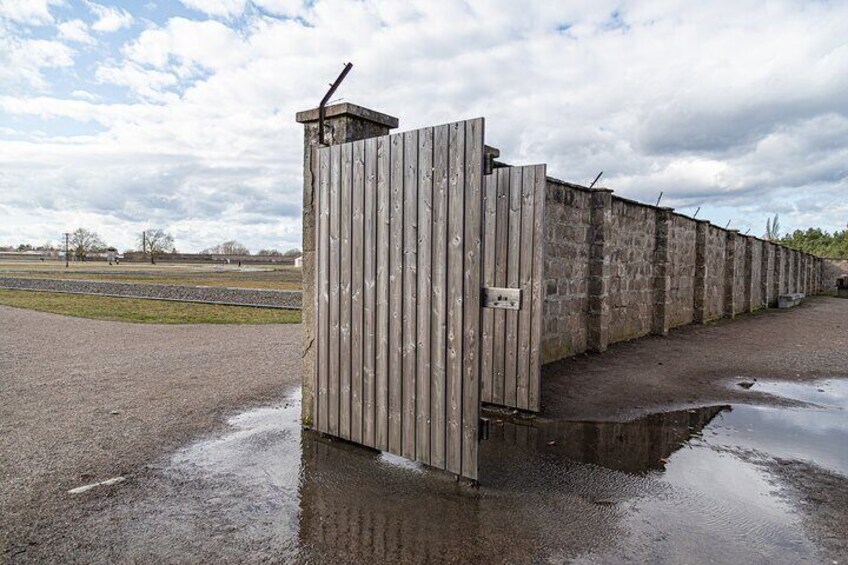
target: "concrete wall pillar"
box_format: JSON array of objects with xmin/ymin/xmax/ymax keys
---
[
  {"xmin": 651, "ymin": 208, "xmax": 672, "ymax": 335},
  {"xmin": 587, "ymin": 189, "xmax": 613, "ymax": 352},
  {"xmin": 769, "ymin": 243, "xmax": 783, "ymax": 306},
  {"xmin": 743, "ymin": 237, "xmax": 754, "ymax": 313},
  {"xmin": 794, "ymin": 251, "xmax": 800, "ymax": 292},
  {"xmin": 760, "ymin": 240, "xmax": 770, "ymax": 309},
  {"xmin": 723, "ymin": 230, "xmax": 738, "ymax": 318},
  {"xmin": 693, "ymin": 220, "xmax": 709, "ymax": 324},
  {"xmin": 295, "ymin": 103, "xmax": 398, "ymax": 425},
  {"xmin": 804, "ymin": 253, "xmax": 813, "ymax": 294}
]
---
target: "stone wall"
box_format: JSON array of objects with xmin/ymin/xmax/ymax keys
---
[
  {"xmin": 823, "ymin": 259, "xmax": 848, "ymax": 290},
  {"xmin": 542, "ymin": 176, "xmax": 826, "ymax": 364},
  {"xmin": 703, "ymin": 225, "xmax": 726, "ymax": 322},
  {"xmin": 666, "ymin": 214, "xmax": 696, "ymax": 328},
  {"xmin": 733, "ymin": 236, "xmax": 747, "ymax": 315},
  {"xmin": 607, "ymin": 198, "xmax": 656, "ymax": 343},
  {"xmin": 542, "ymin": 180, "xmax": 591, "ymax": 361},
  {"xmin": 750, "ymin": 240, "xmax": 763, "ymax": 310}
]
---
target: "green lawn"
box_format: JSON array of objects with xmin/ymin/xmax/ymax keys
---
[{"xmin": 0, "ymin": 290, "xmax": 301, "ymax": 324}]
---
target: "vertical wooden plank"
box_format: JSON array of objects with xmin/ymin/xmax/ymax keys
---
[
  {"xmin": 363, "ymin": 137, "xmax": 378, "ymax": 446},
  {"xmin": 339, "ymin": 142, "xmax": 352, "ymax": 440},
  {"xmin": 328, "ymin": 144, "xmax": 341, "ymax": 436},
  {"xmin": 461, "ymin": 118, "xmax": 483, "ymax": 480},
  {"xmin": 351, "ymin": 140, "xmax": 365, "ymax": 443},
  {"xmin": 516, "ymin": 165, "xmax": 535, "ymax": 410},
  {"xmin": 529, "ymin": 165, "xmax": 546, "ymax": 412},
  {"xmin": 317, "ymin": 147, "xmax": 331, "ymax": 433},
  {"xmin": 430, "ymin": 124, "xmax": 449, "ymax": 469},
  {"xmin": 388, "ymin": 132, "xmax": 404, "ymax": 455},
  {"xmin": 446, "ymin": 121, "xmax": 465, "ymax": 475},
  {"xmin": 480, "ymin": 173, "xmax": 497, "ymax": 404},
  {"xmin": 504, "ymin": 166, "xmax": 523, "ymax": 408},
  {"xmin": 375, "ymin": 136, "xmax": 390, "ymax": 450},
  {"xmin": 492, "ymin": 169, "xmax": 509, "ymax": 405},
  {"xmin": 416, "ymin": 127, "xmax": 434, "ymax": 465},
  {"xmin": 402, "ymin": 130, "xmax": 418, "ymax": 460}
]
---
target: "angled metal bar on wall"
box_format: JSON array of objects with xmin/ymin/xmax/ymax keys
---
[
  {"xmin": 313, "ymin": 118, "xmax": 485, "ymax": 480},
  {"xmin": 480, "ymin": 164, "xmax": 547, "ymax": 412}
]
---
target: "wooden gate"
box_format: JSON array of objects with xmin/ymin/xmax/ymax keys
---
[
  {"xmin": 480, "ymin": 165, "xmax": 546, "ymax": 412},
  {"xmin": 313, "ymin": 118, "xmax": 484, "ymax": 480}
]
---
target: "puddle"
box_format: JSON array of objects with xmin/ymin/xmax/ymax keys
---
[{"xmin": 85, "ymin": 380, "xmax": 848, "ymax": 563}]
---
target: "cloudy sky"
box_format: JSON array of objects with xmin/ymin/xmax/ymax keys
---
[{"xmin": 1, "ymin": 0, "xmax": 847, "ymax": 252}]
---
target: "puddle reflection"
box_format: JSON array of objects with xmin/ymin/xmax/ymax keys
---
[
  {"xmin": 485, "ymin": 404, "xmax": 728, "ymax": 474},
  {"xmin": 104, "ymin": 380, "xmax": 847, "ymax": 563}
]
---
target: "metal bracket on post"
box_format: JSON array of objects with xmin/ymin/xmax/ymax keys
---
[{"xmin": 318, "ymin": 62, "xmax": 353, "ymax": 146}]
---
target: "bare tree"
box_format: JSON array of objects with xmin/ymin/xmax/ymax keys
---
[
  {"xmin": 139, "ymin": 229, "xmax": 175, "ymax": 264},
  {"xmin": 765, "ymin": 214, "xmax": 781, "ymax": 241},
  {"xmin": 202, "ymin": 240, "xmax": 250, "ymax": 255},
  {"xmin": 258, "ymin": 248, "xmax": 282, "ymax": 256},
  {"xmin": 69, "ymin": 228, "xmax": 105, "ymax": 261},
  {"xmin": 282, "ymin": 248, "xmax": 302, "ymax": 258}
]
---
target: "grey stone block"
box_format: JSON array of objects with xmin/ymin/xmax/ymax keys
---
[{"xmin": 778, "ymin": 293, "xmax": 805, "ymax": 308}]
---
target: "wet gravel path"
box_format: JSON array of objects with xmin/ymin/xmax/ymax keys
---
[
  {"xmin": 0, "ymin": 276, "xmax": 302, "ymax": 309},
  {"xmin": 0, "ymin": 307, "xmax": 302, "ymax": 560},
  {"xmin": 2, "ymin": 298, "xmax": 847, "ymax": 563}
]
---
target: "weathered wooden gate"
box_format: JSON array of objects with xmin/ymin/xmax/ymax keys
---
[
  {"xmin": 313, "ymin": 118, "xmax": 484, "ymax": 480},
  {"xmin": 480, "ymin": 165, "xmax": 546, "ymax": 412}
]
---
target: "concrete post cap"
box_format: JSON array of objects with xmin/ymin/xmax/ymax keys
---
[{"xmin": 295, "ymin": 102, "xmax": 399, "ymax": 129}]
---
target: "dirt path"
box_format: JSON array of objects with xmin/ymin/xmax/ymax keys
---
[
  {"xmin": 539, "ymin": 296, "xmax": 848, "ymax": 420},
  {"xmin": 2, "ymin": 297, "xmax": 846, "ymax": 563},
  {"xmin": 0, "ymin": 307, "xmax": 301, "ymax": 558}
]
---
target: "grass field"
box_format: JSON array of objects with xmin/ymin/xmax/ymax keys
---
[
  {"xmin": 0, "ymin": 260, "xmax": 303, "ymax": 290},
  {"xmin": 0, "ymin": 290, "xmax": 301, "ymax": 324}
]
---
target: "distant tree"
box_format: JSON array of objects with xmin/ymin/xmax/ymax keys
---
[
  {"xmin": 779, "ymin": 226, "xmax": 848, "ymax": 258},
  {"xmin": 282, "ymin": 248, "xmax": 302, "ymax": 258},
  {"xmin": 17, "ymin": 243, "xmax": 34, "ymax": 252},
  {"xmin": 764, "ymin": 214, "xmax": 781, "ymax": 241},
  {"xmin": 202, "ymin": 240, "xmax": 250, "ymax": 255},
  {"xmin": 258, "ymin": 249, "xmax": 282, "ymax": 256},
  {"xmin": 139, "ymin": 229, "xmax": 175, "ymax": 264},
  {"xmin": 69, "ymin": 228, "xmax": 105, "ymax": 261}
]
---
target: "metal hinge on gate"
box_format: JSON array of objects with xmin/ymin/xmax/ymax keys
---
[
  {"xmin": 482, "ymin": 287, "xmax": 522, "ymax": 310},
  {"xmin": 479, "ymin": 418, "xmax": 491, "ymax": 441}
]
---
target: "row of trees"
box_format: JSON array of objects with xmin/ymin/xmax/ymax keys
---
[
  {"xmin": 764, "ymin": 214, "xmax": 848, "ymax": 258},
  {"xmin": 777, "ymin": 228, "xmax": 848, "ymax": 258},
  {"xmin": 3, "ymin": 229, "xmax": 302, "ymax": 261}
]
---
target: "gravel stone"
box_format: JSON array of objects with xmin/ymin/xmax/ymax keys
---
[{"xmin": 0, "ymin": 276, "xmax": 302, "ymax": 309}]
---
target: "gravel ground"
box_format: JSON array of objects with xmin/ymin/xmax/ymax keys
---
[
  {"xmin": 2, "ymin": 297, "xmax": 846, "ymax": 563},
  {"xmin": 0, "ymin": 306, "xmax": 302, "ymax": 559},
  {"xmin": 539, "ymin": 295, "xmax": 848, "ymax": 420},
  {"xmin": 0, "ymin": 277, "xmax": 302, "ymax": 309}
]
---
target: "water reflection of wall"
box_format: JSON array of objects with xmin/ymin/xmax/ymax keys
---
[
  {"xmin": 485, "ymin": 405, "xmax": 728, "ymax": 474},
  {"xmin": 297, "ymin": 436, "xmax": 489, "ymax": 563},
  {"xmin": 294, "ymin": 407, "xmax": 726, "ymax": 562},
  {"xmin": 295, "ymin": 431, "xmax": 631, "ymax": 563}
]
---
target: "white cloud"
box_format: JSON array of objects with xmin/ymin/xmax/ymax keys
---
[
  {"xmin": 252, "ymin": 0, "xmax": 303, "ymax": 16},
  {"xmin": 57, "ymin": 18, "xmax": 95, "ymax": 44},
  {"xmin": 71, "ymin": 89, "xmax": 99, "ymax": 101},
  {"xmin": 178, "ymin": 0, "xmax": 246, "ymax": 18},
  {"xmin": 85, "ymin": 1, "xmax": 133, "ymax": 32},
  {"xmin": 0, "ymin": 0, "xmax": 62, "ymax": 25},
  {"xmin": 0, "ymin": 35, "xmax": 75, "ymax": 91},
  {"xmin": 2, "ymin": 0, "xmax": 848, "ymax": 251}
]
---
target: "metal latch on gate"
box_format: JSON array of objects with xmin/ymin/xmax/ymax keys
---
[
  {"xmin": 479, "ymin": 418, "xmax": 491, "ymax": 441},
  {"xmin": 482, "ymin": 287, "xmax": 522, "ymax": 310}
]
